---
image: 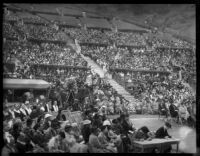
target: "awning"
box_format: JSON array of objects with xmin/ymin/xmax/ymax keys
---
[{"xmin": 3, "ymin": 79, "xmax": 50, "ymax": 89}]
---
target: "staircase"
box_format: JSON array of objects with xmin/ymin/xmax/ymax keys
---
[{"xmin": 80, "ymin": 54, "xmax": 140, "ymax": 112}]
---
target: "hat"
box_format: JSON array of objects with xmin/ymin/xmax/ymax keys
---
[
  {"xmin": 83, "ymin": 120, "xmax": 91, "ymax": 125},
  {"xmin": 44, "ymin": 114, "xmax": 53, "ymax": 119},
  {"xmin": 99, "ymin": 113, "xmax": 103, "ymax": 116},
  {"xmin": 74, "ymin": 99, "xmax": 79, "ymax": 102},
  {"xmin": 15, "ymin": 103, "xmax": 21, "ymax": 108},
  {"xmin": 165, "ymin": 122, "xmax": 172, "ymax": 128},
  {"xmin": 95, "ymin": 99, "xmax": 100, "ymax": 102},
  {"xmin": 72, "ymin": 122, "xmax": 78, "ymax": 127},
  {"xmin": 60, "ymin": 120, "xmax": 70, "ymax": 129},
  {"xmin": 103, "ymin": 120, "xmax": 111, "ymax": 126}
]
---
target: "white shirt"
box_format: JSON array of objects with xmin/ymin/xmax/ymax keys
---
[
  {"xmin": 53, "ymin": 105, "xmax": 58, "ymax": 112},
  {"xmin": 9, "ymin": 109, "xmax": 15, "ymax": 118},
  {"xmin": 40, "ymin": 106, "xmax": 45, "ymax": 112},
  {"xmin": 14, "ymin": 109, "xmax": 21, "ymax": 114},
  {"xmin": 86, "ymin": 75, "xmax": 92, "ymax": 86},
  {"xmin": 46, "ymin": 104, "xmax": 50, "ymax": 112},
  {"xmin": 20, "ymin": 108, "xmax": 27, "ymax": 116},
  {"xmin": 25, "ymin": 107, "xmax": 32, "ymax": 115}
]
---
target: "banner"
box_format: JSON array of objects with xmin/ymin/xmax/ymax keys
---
[{"xmin": 61, "ymin": 110, "xmax": 83, "ymax": 127}]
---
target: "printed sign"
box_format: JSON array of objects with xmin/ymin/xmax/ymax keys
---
[{"xmin": 61, "ymin": 110, "xmax": 83, "ymax": 125}]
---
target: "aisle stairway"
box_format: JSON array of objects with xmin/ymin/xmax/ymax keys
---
[{"xmin": 81, "ymin": 54, "xmax": 141, "ymax": 112}]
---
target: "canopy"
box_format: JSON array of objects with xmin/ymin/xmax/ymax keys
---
[{"xmin": 3, "ymin": 79, "xmax": 50, "ymax": 89}]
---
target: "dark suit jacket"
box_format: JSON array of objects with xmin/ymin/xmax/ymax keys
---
[
  {"xmin": 120, "ymin": 120, "xmax": 133, "ymax": 135},
  {"xmin": 44, "ymin": 104, "xmax": 52, "ymax": 112},
  {"xmin": 169, "ymin": 104, "xmax": 178, "ymax": 117},
  {"xmin": 159, "ymin": 103, "xmax": 167, "ymax": 111},
  {"xmin": 14, "ymin": 111, "xmax": 23, "ymax": 120},
  {"xmin": 81, "ymin": 125, "xmax": 91, "ymax": 143},
  {"xmin": 155, "ymin": 126, "xmax": 171, "ymax": 138}
]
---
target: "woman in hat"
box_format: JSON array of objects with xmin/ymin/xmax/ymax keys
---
[
  {"xmin": 81, "ymin": 120, "xmax": 92, "ymax": 144},
  {"xmin": 98, "ymin": 125, "xmax": 117, "ymax": 153},
  {"xmin": 47, "ymin": 131, "xmax": 65, "ymax": 153},
  {"xmin": 178, "ymin": 102, "xmax": 189, "ymax": 123},
  {"xmin": 88, "ymin": 126, "xmax": 108, "ymax": 153},
  {"xmin": 2, "ymin": 131, "xmax": 17, "ymax": 155},
  {"xmin": 63, "ymin": 123, "xmax": 87, "ymax": 153},
  {"xmin": 71, "ymin": 123, "xmax": 83, "ymax": 143}
]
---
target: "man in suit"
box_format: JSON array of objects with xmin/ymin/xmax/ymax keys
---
[
  {"xmin": 24, "ymin": 101, "xmax": 32, "ymax": 116},
  {"xmin": 43, "ymin": 101, "xmax": 51, "ymax": 113},
  {"xmin": 155, "ymin": 122, "xmax": 172, "ymax": 153},
  {"xmin": 155, "ymin": 122, "xmax": 172, "ymax": 138},
  {"xmin": 13, "ymin": 103, "xmax": 23, "ymax": 120},
  {"xmin": 158, "ymin": 100, "xmax": 168, "ymax": 118},
  {"xmin": 52, "ymin": 101, "xmax": 59, "ymax": 113},
  {"xmin": 169, "ymin": 102, "xmax": 179, "ymax": 123}
]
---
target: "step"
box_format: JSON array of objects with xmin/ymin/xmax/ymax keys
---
[{"xmin": 80, "ymin": 53, "xmax": 139, "ymax": 110}]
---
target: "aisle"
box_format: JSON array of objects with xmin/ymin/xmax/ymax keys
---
[
  {"xmin": 80, "ymin": 54, "xmax": 140, "ymax": 112},
  {"xmin": 81, "ymin": 54, "xmax": 105, "ymax": 78}
]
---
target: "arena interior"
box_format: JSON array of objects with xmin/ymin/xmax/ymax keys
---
[{"xmin": 2, "ymin": 4, "xmax": 197, "ymax": 154}]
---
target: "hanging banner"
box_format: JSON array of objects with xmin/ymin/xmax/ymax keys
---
[{"xmin": 61, "ymin": 110, "xmax": 83, "ymax": 127}]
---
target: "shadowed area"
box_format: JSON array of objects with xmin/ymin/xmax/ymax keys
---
[{"xmin": 8, "ymin": 4, "xmax": 195, "ymax": 41}]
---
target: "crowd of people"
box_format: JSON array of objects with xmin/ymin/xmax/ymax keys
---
[
  {"xmin": 3, "ymin": 67, "xmax": 149, "ymax": 153},
  {"xmin": 3, "ymin": 11, "xmax": 196, "ymax": 153},
  {"xmin": 81, "ymin": 44, "xmax": 195, "ymax": 78},
  {"xmin": 3, "ymin": 12, "xmax": 195, "ymax": 113},
  {"xmin": 3, "ymin": 93, "xmax": 179, "ymax": 153},
  {"xmin": 3, "ymin": 38, "xmax": 87, "ymax": 79},
  {"xmin": 146, "ymin": 35, "xmax": 193, "ymax": 49}
]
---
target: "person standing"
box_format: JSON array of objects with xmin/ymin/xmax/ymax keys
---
[
  {"xmin": 81, "ymin": 120, "xmax": 91, "ymax": 144},
  {"xmin": 169, "ymin": 100, "xmax": 179, "ymax": 123},
  {"xmin": 24, "ymin": 101, "xmax": 32, "ymax": 116},
  {"xmin": 52, "ymin": 101, "xmax": 59, "ymax": 113}
]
